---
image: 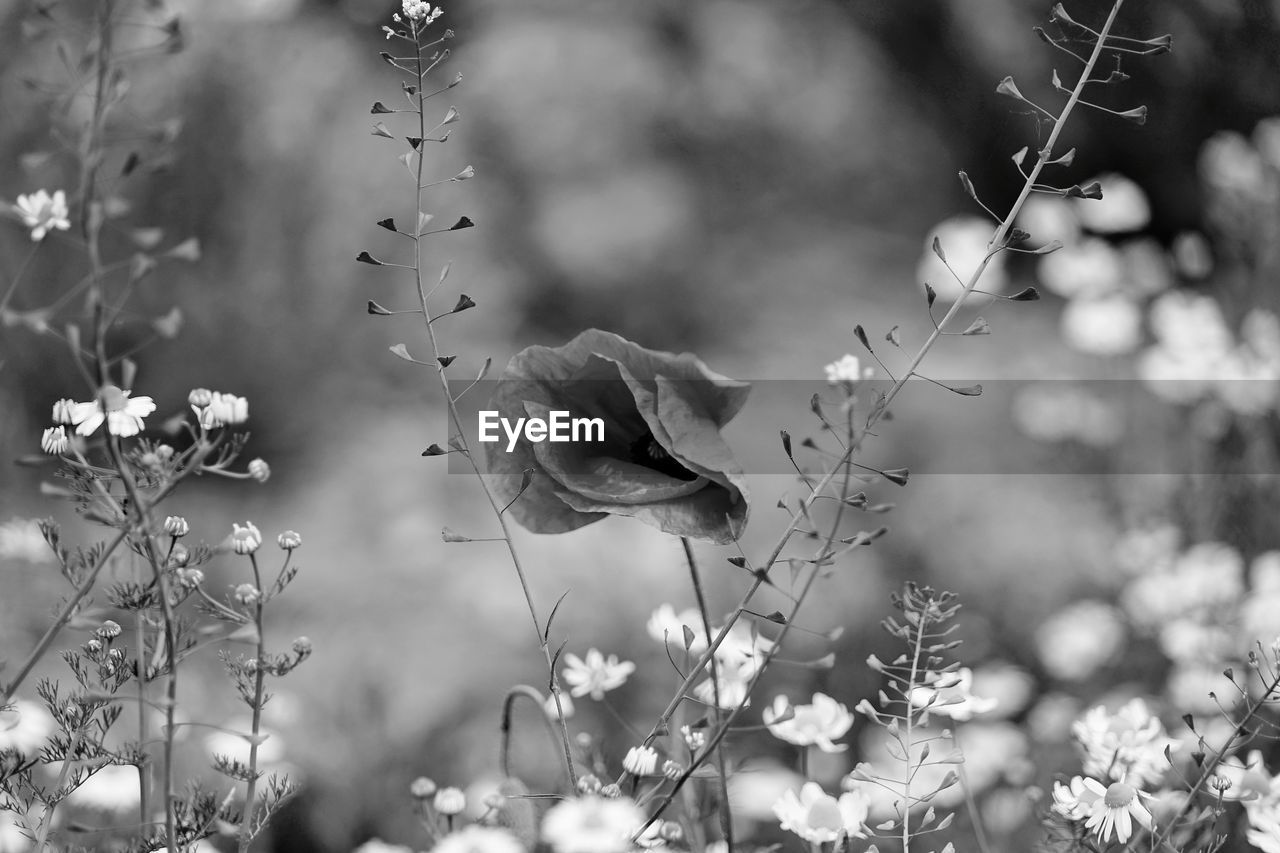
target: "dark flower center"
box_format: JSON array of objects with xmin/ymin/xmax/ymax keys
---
[{"xmin": 629, "ymin": 432, "xmax": 699, "ymax": 481}]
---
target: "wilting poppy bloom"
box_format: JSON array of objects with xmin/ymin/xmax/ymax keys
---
[{"xmin": 485, "ymin": 329, "xmax": 750, "ymax": 543}]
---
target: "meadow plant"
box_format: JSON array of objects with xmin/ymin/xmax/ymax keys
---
[{"xmin": 6, "ymin": 1, "xmax": 1280, "ymax": 852}]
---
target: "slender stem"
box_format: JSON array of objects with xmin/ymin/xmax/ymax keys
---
[
  {"xmin": 680, "ymin": 538, "xmax": 733, "ymax": 852},
  {"xmin": 0, "ymin": 242, "xmax": 41, "ymax": 316},
  {"xmin": 135, "ymin": 610, "xmax": 150, "ymax": 829},
  {"xmin": 33, "ymin": 729, "xmax": 86, "ymax": 853},
  {"xmin": 499, "ymin": 685, "xmax": 568, "ymax": 782},
  {"xmin": 238, "ymin": 553, "xmax": 268, "ymax": 853},
  {"xmin": 900, "ymin": 609, "xmax": 927, "ymax": 853},
  {"xmin": 403, "ymin": 20, "xmax": 578, "ymax": 787}
]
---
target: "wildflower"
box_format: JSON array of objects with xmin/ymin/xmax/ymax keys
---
[
  {"xmin": 622, "ymin": 745, "xmax": 658, "ymax": 776},
  {"xmin": 544, "ymin": 691, "xmax": 574, "ymax": 720},
  {"xmin": 1083, "ymin": 779, "xmax": 1153, "ymax": 843},
  {"xmin": 188, "ymin": 388, "xmax": 212, "ymax": 408},
  {"xmin": 487, "ymin": 329, "xmax": 751, "ymax": 544},
  {"xmin": 772, "ymin": 781, "xmax": 871, "ymax": 845},
  {"xmin": 51, "ymin": 398, "xmax": 76, "ymax": 424},
  {"xmin": 1037, "ymin": 237, "xmax": 1124, "ymax": 300},
  {"xmin": 693, "ymin": 622, "xmax": 774, "ymax": 710},
  {"xmin": 1248, "ymin": 813, "xmax": 1280, "ymax": 853},
  {"xmin": 40, "ymin": 425, "xmax": 69, "ymax": 455},
  {"xmin": 0, "ymin": 699, "xmax": 54, "ymax": 755},
  {"xmin": 13, "ymin": 189, "xmax": 70, "ymax": 240},
  {"xmin": 1060, "ymin": 294, "xmax": 1143, "ymax": 357},
  {"xmin": 661, "ymin": 760, "xmax": 683, "ymax": 779},
  {"xmin": 1051, "ymin": 775, "xmax": 1102, "ymax": 820},
  {"xmin": 169, "ymin": 544, "xmax": 190, "ymax": 567},
  {"xmin": 575, "ymin": 775, "xmax": 601, "ymax": 796},
  {"xmin": 401, "ymin": 1, "xmax": 443, "ymax": 23},
  {"xmin": 1036, "ymin": 600, "xmax": 1126, "ymax": 681},
  {"xmin": 908, "ymin": 667, "xmax": 999, "ymax": 722},
  {"xmin": 410, "ymin": 777, "xmax": 437, "ymax": 799},
  {"xmin": 291, "ymin": 637, "xmax": 312, "ymax": 656},
  {"xmin": 681, "ymin": 724, "xmax": 706, "ymax": 752},
  {"xmin": 352, "ymin": 840, "xmax": 413, "ymax": 853},
  {"xmin": 164, "ymin": 516, "xmax": 190, "ymax": 537},
  {"xmin": 540, "ymin": 795, "xmax": 644, "ymax": 853},
  {"xmin": 646, "ymin": 604, "xmax": 707, "ymax": 649},
  {"xmin": 1072, "ymin": 698, "xmax": 1177, "ymax": 787},
  {"xmin": 69, "ymin": 385, "xmax": 156, "ymax": 437},
  {"xmin": 763, "ymin": 693, "xmax": 854, "ymax": 752},
  {"xmin": 432, "ymin": 826, "xmax": 524, "ymax": 853},
  {"xmin": 278, "ymin": 530, "xmax": 302, "ymax": 550},
  {"xmin": 66, "ymin": 764, "xmax": 141, "ymax": 812},
  {"xmin": 231, "ymin": 521, "xmax": 262, "ymax": 555},
  {"xmin": 203, "ymin": 391, "xmax": 249, "ymax": 427},
  {"xmin": 599, "ymin": 784, "xmax": 621, "ymax": 799},
  {"xmin": 235, "ymin": 584, "xmax": 261, "ymax": 605},
  {"xmin": 1073, "ymin": 173, "xmax": 1151, "ymax": 233},
  {"xmin": 248, "ymin": 458, "xmax": 270, "ymax": 483},
  {"xmin": 177, "ymin": 568, "xmax": 204, "ymax": 588},
  {"xmin": 915, "ymin": 215, "xmax": 1009, "ymax": 303},
  {"xmin": 824, "ymin": 354, "xmax": 872, "ymax": 384},
  {"xmin": 433, "ymin": 787, "xmax": 466, "ymax": 816},
  {"xmin": 561, "ymin": 648, "xmax": 635, "ymax": 700}
]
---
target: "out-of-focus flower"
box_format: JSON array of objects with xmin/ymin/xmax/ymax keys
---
[
  {"xmin": 434, "ymin": 787, "xmax": 466, "ymax": 816},
  {"xmin": 432, "ymin": 826, "xmax": 524, "ymax": 853},
  {"xmin": 0, "ymin": 809, "xmax": 29, "ymax": 853},
  {"xmin": 1060, "ymin": 294, "xmax": 1143, "ymax": 356},
  {"xmin": 646, "ymin": 604, "xmax": 707, "ymax": 649},
  {"xmin": 909, "ymin": 667, "xmax": 998, "ymax": 721},
  {"xmin": 177, "ymin": 568, "xmax": 203, "ymax": 588},
  {"xmin": 772, "ymin": 781, "xmax": 870, "ymax": 845},
  {"xmin": 1072, "ymin": 698, "xmax": 1176, "ymax": 788},
  {"xmin": 486, "ymin": 329, "xmax": 751, "ymax": 544},
  {"xmin": 544, "ymin": 692, "xmax": 574, "ymax": 721},
  {"xmin": 1172, "ymin": 231, "xmax": 1214, "ymax": 279},
  {"xmin": 915, "ymin": 215, "xmax": 1008, "ymax": 303},
  {"xmin": 1018, "ymin": 195, "xmax": 1080, "ymax": 247},
  {"xmin": 0, "ymin": 518, "xmax": 52, "ymax": 564},
  {"xmin": 1114, "ymin": 525, "xmax": 1181, "ymax": 576},
  {"xmin": 1200, "ymin": 131, "xmax": 1271, "ymax": 200},
  {"xmin": 1084, "ymin": 779, "xmax": 1153, "ymax": 844},
  {"xmin": 726, "ymin": 761, "xmax": 805, "ymax": 820},
  {"xmin": 692, "ymin": 623, "xmax": 774, "ymax": 710},
  {"xmin": 410, "ymin": 777, "xmax": 437, "ymax": 799},
  {"xmin": 1035, "ymin": 600, "xmax": 1126, "ymax": 681},
  {"xmin": 1037, "ymin": 237, "xmax": 1124, "ymax": 300},
  {"xmin": 1119, "ymin": 239, "xmax": 1173, "ymax": 297},
  {"xmin": 1052, "ymin": 775, "xmax": 1101, "ymax": 820},
  {"xmin": 969, "ymin": 664, "xmax": 1034, "ymax": 719},
  {"xmin": 541, "ymin": 795, "xmax": 644, "ymax": 853},
  {"xmin": 205, "ymin": 720, "xmax": 285, "ymax": 765},
  {"xmin": 234, "ymin": 584, "xmax": 260, "ymax": 605},
  {"xmin": 1248, "ymin": 813, "xmax": 1280, "ymax": 853},
  {"xmin": 0, "ymin": 699, "xmax": 54, "ymax": 754},
  {"xmin": 1122, "ymin": 542, "xmax": 1243, "ymax": 629},
  {"xmin": 1011, "ymin": 385, "xmax": 1124, "ymax": 448},
  {"xmin": 231, "ymin": 521, "xmax": 262, "ymax": 556},
  {"xmin": 763, "ymin": 692, "xmax": 853, "ymax": 752},
  {"xmin": 351, "ymin": 841, "xmax": 413, "ymax": 853},
  {"xmin": 561, "ymin": 649, "xmax": 635, "ymax": 700},
  {"xmin": 1214, "ymin": 750, "xmax": 1273, "ymax": 803},
  {"xmin": 824, "ymin": 354, "xmax": 872, "ymax": 384},
  {"xmin": 1074, "ymin": 173, "xmax": 1151, "ymax": 234},
  {"xmin": 278, "ymin": 530, "xmax": 302, "ymax": 550},
  {"xmin": 1140, "ymin": 292, "xmax": 1236, "ymax": 405},
  {"xmin": 13, "ymin": 189, "xmax": 70, "ymax": 241},
  {"xmin": 622, "ymin": 745, "xmax": 658, "ymax": 776},
  {"xmin": 247, "ymin": 458, "xmax": 270, "ymax": 483},
  {"xmin": 66, "ymin": 764, "xmax": 141, "ymax": 812},
  {"xmin": 69, "ymin": 386, "xmax": 156, "ymax": 438}
]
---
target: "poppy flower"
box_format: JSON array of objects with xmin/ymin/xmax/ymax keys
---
[{"xmin": 486, "ymin": 329, "xmax": 750, "ymax": 543}]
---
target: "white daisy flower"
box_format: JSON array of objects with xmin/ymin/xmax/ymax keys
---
[
  {"xmin": 13, "ymin": 189, "xmax": 70, "ymax": 241},
  {"xmin": 1083, "ymin": 778, "xmax": 1153, "ymax": 843},
  {"xmin": 561, "ymin": 649, "xmax": 635, "ymax": 701},
  {"xmin": 772, "ymin": 781, "xmax": 871, "ymax": 845},
  {"xmin": 69, "ymin": 386, "xmax": 156, "ymax": 438},
  {"xmin": 763, "ymin": 692, "xmax": 853, "ymax": 753}
]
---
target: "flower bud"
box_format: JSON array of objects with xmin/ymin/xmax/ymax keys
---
[
  {"xmin": 188, "ymin": 388, "xmax": 212, "ymax": 408},
  {"xmin": 41, "ymin": 426, "xmax": 69, "ymax": 455},
  {"xmin": 659, "ymin": 821, "xmax": 684, "ymax": 843},
  {"xmin": 575, "ymin": 774, "xmax": 601, "ymax": 795},
  {"xmin": 248, "ymin": 458, "xmax": 270, "ymax": 483},
  {"xmin": 164, "ymin": 516, "xmax": 190, "ymax": 537},
  {"xmin": 235, "ymin": 584, "xmax": 261, "ymax": 605},
  {"xmin": 410, "ymin": 777, "xmax": 437, "ymax": 799},
  {"xmin": 169, "ymin": 543, "xmax": 190, "ymax": 567},
  {"xmin": 599, "ymin": 784, "xmax": 622, "ymax": 799},
  {"xmin": 85, "ymin": 638, "xmax": 103, "ymax": 656},
  {"xmin": 177, "ymin": 567, "xmax": 204, "ymax": 588},
  {"xmin": 231, "ymin": 521, "xmax": 262, "ymax": 555},
  {"xmin": 291, "ymin": 637, "xmax": 313, "ymax": 656},
  {"xmin": 155, "ymin": 444, "xmax": 175, "ymax": 461},
  {"xmin": 277, "ymin": 530, "xmax": 302, "ymax": 551},
  {"xmin": 661, "ymin": 760, "xmax": 684, "ymax": 780},
  {"xmin": 433, "ymin": 787, "xmax": 466, "ymax": 816},
  {"xmin": 622, "ymin": 745, "xmax": 658, "ymax": 776},
  {"xmin": 97, "ymin": 620, "xmax": 122, "ymax": 640}
]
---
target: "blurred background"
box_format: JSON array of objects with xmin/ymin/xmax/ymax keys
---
[{"xmin": 2, "ymin": 0, "xmax": 1280, "ymax": 850}]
